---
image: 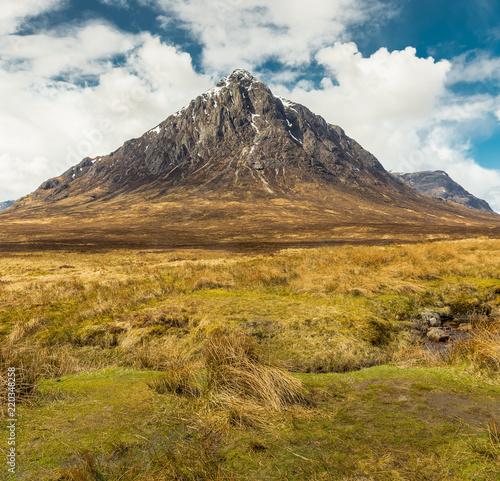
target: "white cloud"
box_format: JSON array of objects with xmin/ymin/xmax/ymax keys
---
[
  {"xmin": 317, "ymin": 43, "xmax": 451, "ymax": 120},
  {"xmin": 0, "ymin": 0, "xmax": 65, "ymax": 35},
  {"xmin": 448, "ymin": 50, "xmax": 500, "ymax": 85},
  {"xmin": 1, "ymin": 22, "xmax": 137, "ymax": 78},
  {"xmin": 148, "ymin": 0, "xmax": 394, "ymax": 73},
  {"xmin": 433, "ymin": 95, "xmax": 498, "ymax": 123},
  {"xmin": 98, "ymin": 0, "xmax": 129, "ymax": 6},
  {"xmin": 273, "ymin": 42, "xmax": 500, "ymax": 211},
  {"xmin": 0, "ymin": 23, "xmax": 211, "ymax": 201}
]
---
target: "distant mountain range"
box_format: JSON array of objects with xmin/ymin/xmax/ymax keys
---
[
  {"xmin": 0, "ymin": 200, "xmax": 14, "ymax": 212},
  {"xmin": 394, "ymin": 171, "xmax": 495, "ymax": 214},
  {"xmin": 3, "ymin": 70, "xmax": 499, "ymax": 251}
]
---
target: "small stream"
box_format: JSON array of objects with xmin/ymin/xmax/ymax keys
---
[
  {"xmin": 423, "ymin": 324, "xmax": 470, "ymax": 353},
  {"xmin": 421, "ymin": 318, "xmax": 473, "ymax": 356}
]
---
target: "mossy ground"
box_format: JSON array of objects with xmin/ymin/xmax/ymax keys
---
[
  {"xmin": 1, "ymin": 239, "xmax": 500, "ymax": 479},
  {"xmin": 15, "ymin": 366, "xmax": 500, "ymax": 480}
]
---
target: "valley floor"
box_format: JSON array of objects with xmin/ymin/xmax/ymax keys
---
[
  {"xmin": 0, "ymin": 239, "xmax": 499, "ymax": 480},
  {"xmin": 18, "ymin": 366, "xmax": 500, "ymax": 480}
]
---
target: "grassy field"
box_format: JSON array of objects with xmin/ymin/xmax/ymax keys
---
[{"xmin": 1, "ymin": 238, "xmax": 500, "ymax": 480}]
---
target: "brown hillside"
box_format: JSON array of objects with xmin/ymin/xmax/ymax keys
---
[{"xmin": 2, "ymin": 69, "xmax": 499, "ymax": 252}]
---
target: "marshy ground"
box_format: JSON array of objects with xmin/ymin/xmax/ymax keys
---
[{"xmin": 1, "ymin": 238, "xmax": 499, "ymax": 480}]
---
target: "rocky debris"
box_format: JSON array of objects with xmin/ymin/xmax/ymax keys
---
[
  {"xmin": 394, "ymin": 171, "xmax": 495, "ymax": 214},
  {"xmin": 413, "ymin": 309, "xmax": 475, "ymax": 347},
  {"xmin": 427, "ymin": 328, "xmax": 450, "ymax": 343},
  {"xmin": 414, "ymin": 310, "xmax": 444, "ymax": 333},
  {"xmin": 420, "ymin": 311, "xmax": 443, "ymax": 327}
]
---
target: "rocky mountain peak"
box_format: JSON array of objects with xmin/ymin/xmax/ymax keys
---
[
  {"xmin": 395, "ymin": 170, "xmax": 495, "ymax": 214},
  {"xmin": 194, "ymin": 68, "xmax": 276, "ymax": 119},
  {"xmin": 222, "ymin": 68, "xmax": 265, "ymax": 87},
  {"xmin": 15, "ymin": 71, "xmax": 415, "ymax": 207}
]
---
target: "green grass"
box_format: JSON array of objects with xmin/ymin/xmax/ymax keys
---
[
  {"xmin": 16, "ymin": 366, "xmax": 500, "ymax": 480},
  {"xmin": 2, "ymin": 239, "xmax": 500, "ymax": 479}
]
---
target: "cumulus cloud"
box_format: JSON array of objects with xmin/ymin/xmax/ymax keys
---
[
  {"xmin": 0, "ymin": 0, "xmax": 65, "ymax": 35},
  {"xmin": 148, "ymin": 0, "xmax": 395, "ymax": 73},
  {"xmin": 1, "ymin": 23, "xmax": 137, "ymax": 78},
  {"xmin": 448, "ymin": 50, "xmax": 500, "ymax": 85},
  {"xmin": 0, "ymin": 22, "xmax": 211, "ymax": 201},
  {"xmin": 273, "ymin": 42, "xmax": 500, "ymax": 211}
]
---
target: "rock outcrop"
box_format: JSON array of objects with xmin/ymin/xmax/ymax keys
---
[{"xmin": 395, "ymin": 171, "xmax": 495, "ymax": 214}]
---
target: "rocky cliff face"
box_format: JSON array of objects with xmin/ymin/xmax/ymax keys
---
[
  {"xmin": 395, "ymin": 171, "xmax": 495, "ymax": 214},
  {"xmin": 15, "ymin": 69, "xmax": 411, "ymax": 207},
  {"xmin": 5, "ymin": 70, "xmax": 500, "ymax": 251}
]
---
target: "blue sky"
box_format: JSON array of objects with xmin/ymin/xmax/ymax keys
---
[{"xmin": 1, "ymin": 0, "xmax": 500, "ymax": 210}]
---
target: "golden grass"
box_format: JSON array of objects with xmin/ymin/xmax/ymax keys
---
[
  {"xmin": 489, "ymin": 419, "xmax": 500, "ymax": 448},
  {"xmin": 146, "ymin": 330, "xmax": 306, "ymax": 430},
  {"xmin": 447, "ymin": 319, "xmax": 500, "ymax": 370},
  {"xmin": 1, "ymin": 238, "xmax": 500, "ymax": 383},
  {"xmin": 7, "ymin": 316, "xmax": 46, "ymax": 345},
  {"xmin": 0, "ymin": 346, "xmax": 78, "ymax": 404},
  {"xmin": 204, "ymin": 330, "xmax": 305, "ymax": 411},
  {"xmin": 146, "ymin": 342, "xmax": 202, "ymax": 397}
]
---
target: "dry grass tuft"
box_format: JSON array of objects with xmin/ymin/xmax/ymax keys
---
[
  {"xmin": 0, "ymin": 346, "xmax": 83, "ymax": 403},
  {"xmin": 147, "ymin": 353, "xmax": 202, "ymax": 397},
  {"xmin": 489, "ymin": 419, "xmax": 500, "ymax": 449},
  {"xmin": 391, "ymin": 342, "xmax": 444, "ymax": 368},
  {"xmin": 305, "ymin": 340, "xmax": 389, "ymax": 373},
  {"xmin": 56, "ymin": 450, "xmax": 104, "ymax": 481},
  {"xmin": 447, "ymin": 319, "xmax": 500, "ymax": 370},
  {"xmin": 72, "ymin": 324, "xmax": 119, "ymax": 349},
  {"xmin": 472, "ymin": 418, "xmax": 500, "ymax": 462},
  {"xmin": 204, "ymin": 330, "xmax": 305, "ymax": 411},
  {"xmin": 7, "ymin": 317, "xmax": 46, "ymax": 345}
]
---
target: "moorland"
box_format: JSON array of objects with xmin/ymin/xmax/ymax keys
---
[{"xmin": 1, "ymin": 238, "xmax": 499, "ymax": 480}]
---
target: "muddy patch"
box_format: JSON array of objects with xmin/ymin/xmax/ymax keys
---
[{"xmin": 425, "ymin": 391, "xmax": 500, "ymax": 427}]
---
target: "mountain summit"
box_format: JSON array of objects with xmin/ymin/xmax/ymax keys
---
[
  {"xmin": 17, "ymin": 69, "xmax": 405, "ymax": 206},
  {"xmin": 5, "ymin": 70, "xmax": 500, "ymax": 251},
  {"xmin": 395, "ymin": 171, "xmax": 495, "ymax": 214}
]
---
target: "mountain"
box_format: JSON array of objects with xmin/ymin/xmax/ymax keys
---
[
  {"xmin": 0, "ymin": 200, "xmax": 14, "ymax": 212},
  {"xmin": 15, "ymin": 69, "xmax": 404, "ymax": 205},
  {"xmin": 3, "ymin": 69, "xmax": 500, "ymax": 251},
  {"xmin": 395, "ymin": 171, "xmax": 495, "ymax": 214}
]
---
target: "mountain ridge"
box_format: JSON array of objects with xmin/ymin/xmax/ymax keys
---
[
  {"xmin": 3, "ymin": 69, "xmax": 500, "ymax": 252},
  {"xmin": 394, "ymin": 171, "xmax": 495, "ymax": 214},
  {"xmin": 14, "ymin": 69, "xmax": 406, "ymax": 207}
]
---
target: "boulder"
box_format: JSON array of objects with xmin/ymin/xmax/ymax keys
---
[
  {"xmin": 419, "ymin": 311, "xmax": 442, "ymax": 327},
  {"xmin": 427, "ymin": 328, "xmax": 449, "ymax": 343}
]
